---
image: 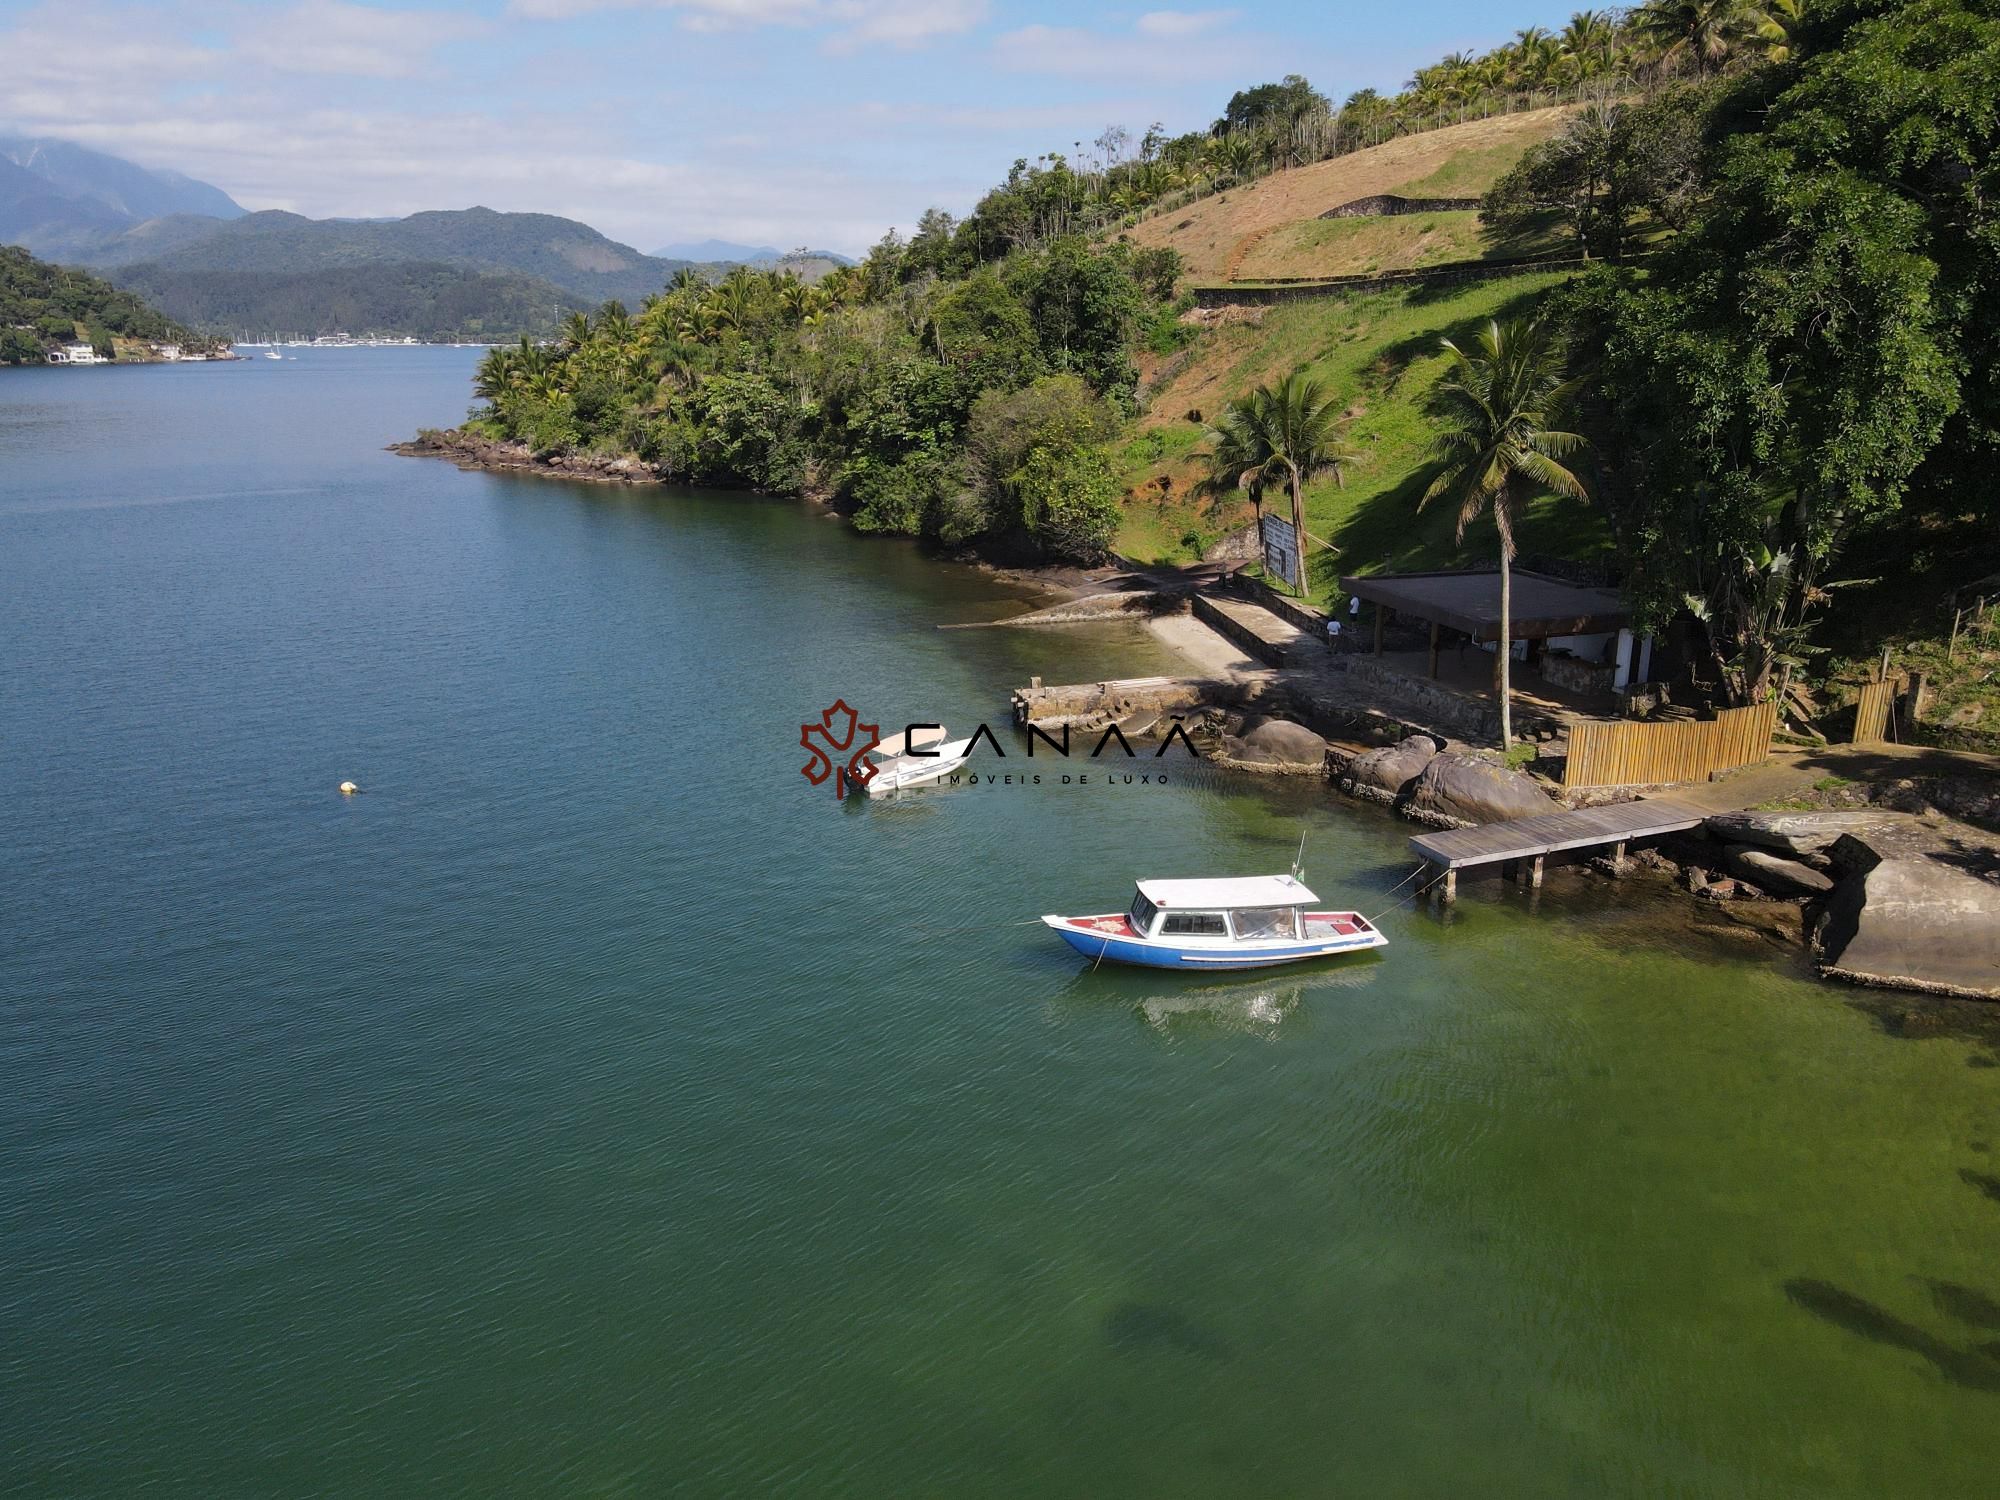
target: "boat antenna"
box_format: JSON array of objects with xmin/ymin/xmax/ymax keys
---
[{"xmin": 1291, "ymin": 827, "xmax": 1307, "ymax": 885}]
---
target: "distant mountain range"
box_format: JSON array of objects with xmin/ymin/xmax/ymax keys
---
[
  {"xmin": 0, "ymin": 138, "xmax": 846, "ymax": 338},
  {"xmin": 108, "ymin": 207, "xmax": 690, "ymax": 305},
  {"xmin": 653, "ymin": 239, "xmax": 856, "ymax": 270},
  {"xmin": 652, "ymin": 237, "xmax": 784, "ymax": 262},
  {"xmin": 1, "ymin": 136, "xmax": 246, "ymax": 262}
]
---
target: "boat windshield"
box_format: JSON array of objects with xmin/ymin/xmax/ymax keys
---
[
  {"xmin": 1129, "ymin": 891, "xmax": 1158, "ymax": 935},
  {"xmin": 1159, "ymin": 912, "xmax": 1228, "ymax": 935},
  {"xmin": 1230, "ymin": 906, "xmax": 1299, "ymax": 940}
]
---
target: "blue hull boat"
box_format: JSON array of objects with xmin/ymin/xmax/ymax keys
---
[{"xmin": 1043, "ymin": 874, "xmax": 1386, "ymax": 971}]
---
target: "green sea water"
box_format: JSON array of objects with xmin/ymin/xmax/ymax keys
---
[{"xmin": 3, "ymin": 349, "xmax": 1998, "ymax": 1496}]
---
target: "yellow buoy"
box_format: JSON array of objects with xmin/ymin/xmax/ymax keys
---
[{"xmin": 338, "ymin": 780, "xmax": 360, "ymax": 795}]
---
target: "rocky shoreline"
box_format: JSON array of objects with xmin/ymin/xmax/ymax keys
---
[{"xmin": 389, "ymin": 428, "xmax": 662, "ymax": 485}]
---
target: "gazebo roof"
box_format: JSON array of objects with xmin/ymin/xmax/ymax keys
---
[{"xmin": 1340, "ymin": 569, "xmax": 1630, "ymax": 641}]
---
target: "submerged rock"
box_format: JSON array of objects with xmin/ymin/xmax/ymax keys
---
[
  {"xmin": 1219, "ymin": 715, "xmax": 1328, "ymax": 774},
  {"xmin": 1401, "ymin": 752, "xmax": 1559, "ymax": 828},
  {"xmin": 1723, "ymin": 844, "xmax": 1834, "ymax": 897}
]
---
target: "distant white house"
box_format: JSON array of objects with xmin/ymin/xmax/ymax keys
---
[
  {"xmin": 156, "ymin": 344, "xmax": 181, "ymax": 361},
  {"xmin": 50, "ymin": 341, "xmax": 105, "ymax": 365}
]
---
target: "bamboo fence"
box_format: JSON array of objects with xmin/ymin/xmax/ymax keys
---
[
  {"xmin": 1564, "ymin": 702, "xmax": 1779, "ymax": 788},
  {"xmin": 1851, "ymin": 679, "xmax": 1896, "ymax": 745}
]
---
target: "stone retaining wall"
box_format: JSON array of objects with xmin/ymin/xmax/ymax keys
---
[
  {"xmin": 1539, "ymin": 651, "xmax": 1616, "ymax": 696},
  {"xmin": 1223, "ymin": 575, "xmax": 1328, "ymax": 636},
  {"xmin": 1010, "ymin": 676, "xmax": 1211, "ymax": 731},
  {"xmin": 1318, "ymin": 194, "xmax": 1482, "ymax": 219},
  {"xmin": 1191, "ymin": 254, "xmax": 1590, "ymax": 308},
  {"xmin": 1191, "ymin": 594, "xmax": 1299, "ymax": 668}
]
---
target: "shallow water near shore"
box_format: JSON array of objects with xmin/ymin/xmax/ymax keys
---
[{"xmin": 5, "ymin": 349, "xmax": 2000, "ymax": 1496}]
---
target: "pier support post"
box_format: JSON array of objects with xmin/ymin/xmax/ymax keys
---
[
  {"xmin": 1428, "ymin": 621, "xmax": 1441, "ymax": 679},
  {"xmin": 1442, "ymin": 868, "xmax": 1457, "ymax": 904},
  {"xmin": 1530, "ymin": 855, "xmax": 1544, "ymax": 890},
  {"xmin": 1611, "ymin": 841, "xmax": 1626, "ymax": 875}
]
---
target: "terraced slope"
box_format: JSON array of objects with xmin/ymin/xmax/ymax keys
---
[{"xmin": 1122, "ymin": 108, "xmax": 1572, "ymax": 285}]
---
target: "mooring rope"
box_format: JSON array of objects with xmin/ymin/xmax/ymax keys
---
[{"xmin": 1361, "ymin": 862, "xmax": 1445, "ymax": 925}]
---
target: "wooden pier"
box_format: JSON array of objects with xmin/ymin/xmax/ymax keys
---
[{"xmin": 1410, "ymin": 798, "xmax": 1708, "ymax": 901}]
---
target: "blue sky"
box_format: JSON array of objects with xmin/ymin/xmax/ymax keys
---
[{"xmin": 1, "ymin": 0, "xmax": 1585, "ymax": 254}]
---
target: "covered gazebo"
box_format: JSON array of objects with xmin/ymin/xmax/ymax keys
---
[{"xmin": 1340, "ymin": 568, "xmax": 1647, "ymax": 693}]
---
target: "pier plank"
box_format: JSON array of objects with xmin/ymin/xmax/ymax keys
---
[{"xmin": 1409, "ymin": 799, "xmax": 1706, "ymax": 870}]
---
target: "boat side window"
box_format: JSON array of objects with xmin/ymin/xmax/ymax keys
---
[
  {"xmin": 1159, "ymin": 911, "xmax": 1229, "ymax": 936},
  {"xmin": 1230, "ymin": 907, "xmax": 1299, "ymax": 939},
  {"xmin": 1129, "ymin": 893, "xmax": 1158, "ymax": 935}
]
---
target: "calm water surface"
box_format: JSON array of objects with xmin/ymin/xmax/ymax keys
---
[{"xmin": 4, "ymin": 350, "xmax": 1999, "ymax": 1496}]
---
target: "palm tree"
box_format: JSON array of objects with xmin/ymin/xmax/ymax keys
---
[
  {"xmin": 559, "ymin": 310, "xmax": 592, "ymax": 353},
  {"xmin": 1561, "ymin": 9, "xmax": 1617, "ymax": 74},
  {"xmin": 1196, "ymin": 399, "xmax": 1277, "ymax": 530},
  {"xmin": 1260, "ymin": 373, "xmax": 1357, "ymax": 593},
  {"xmin": 1753, "ymin": 0, "xmax": 1804, "ymax": 61},
  {"xmin": 473, "ymin": 343, "xmax": 516, "ymax": 401},
  {"xmin": 1421, "ymin": 318, "xmax": 1589, "ymax": 747},
  {"xmin": 595, "ymin": 300, "xmax": 631, "ymax": 345},
  {"xmin": 1198, "ymin": 375, "xmax": 1358, "ymax": 591},
  {"xmin": 1630, "ymin": 0, "xmax": 1756, "ymax": 75}
]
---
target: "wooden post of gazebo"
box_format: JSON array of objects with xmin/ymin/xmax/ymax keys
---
[{"xmin": 1427, "ymin": 621, "xmax": 1441, "ymax": 679}]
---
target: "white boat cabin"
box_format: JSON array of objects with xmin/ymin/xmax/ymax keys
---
[{"xmin": 1126, "ymin": 875, "xmax": 1323, "ymax": 942}]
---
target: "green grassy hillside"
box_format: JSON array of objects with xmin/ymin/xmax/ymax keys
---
[{"xmin": 1119, "ymin": 271, "xmax": 1612, "ymax": 590}]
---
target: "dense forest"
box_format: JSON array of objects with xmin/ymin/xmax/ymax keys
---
[
  {"xmin": 465, "ymin": 0, "xmax": 1998, "ymax": 712},
  {"xmin": 470, "ymin": 239, "xmax": 1184, "ymax": 561},
  {"xmin": 115, "ymin": 260, "xmax": 575, "ymax": 343},
  {"xmin": 0, "ymin": 244, "xmax": 223, "ymax": 363}
]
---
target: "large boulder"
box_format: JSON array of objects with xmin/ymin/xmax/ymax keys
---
[
  {"xmin": 1722, "ymin": 844, "xmax": 1835, "ymax": 897},
  {"xmin": 1221, "ymin": 715, "xmax": 1328, "ymax": 774},
  {"xmin": 1339, "ymin": 735, "xmax": 1439, "ymax": 801},
  {"xmin": 1401, "ymin": 751, "xmax": 1559, "ymax": 828},
  {"xmin": 1812, "ymin": 814, "xmax": 2000, "ymax": 998},
  {"xmin": 1703, "ymin": 810, "xmax": 1907, "ymax": 861}
]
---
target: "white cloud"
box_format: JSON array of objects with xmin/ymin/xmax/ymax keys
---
[
  {"xmin": 235, "ymin": 1, "xmax": 487, "ymax": 79},
  {"xmin": 1135, "ymin": 9, "xmax": 1237, "ymax": 39},
  {"xmin": 844, "ymin": 99, "xmax": 1147, "ymax": 135},
  {"xmin": 992, "ymin": 16, "xmax": 1259, "ymax": 82},
  {"xmin": 824, "ymin": 0, "xmax": 987, "ymax": 49},
  {"xmin": 0, "ymin": 3, "xmax": 222, "ymax": 102},
  {"xmin": 502, "ymin": 0, "xmax": 983, "ymax": 45}
]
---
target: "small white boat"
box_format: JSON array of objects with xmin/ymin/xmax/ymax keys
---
[
  {"xmin": 855, "ymin": 725, "xmax": 974, "ymax": 794},
  {"xmin": 263, "ymin": 348, "xmax": 282, "ymax": 359},
  {"xmin": 1044, "ymin": 875, "xmax": 1386, "ymax": 971}
]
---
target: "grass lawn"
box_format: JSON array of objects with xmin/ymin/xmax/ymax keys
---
[
  {"xmin": 1231, "ymin": 210, "xmax": 1569, "ymax": 282},
  {"xmin": 1388, "ymin": 131, "xmax": 1564, "ymax": 197},
  {"xmin": 1117, "ymin": 270, "xmax": 1616, "ymax": 592},
  {"xmin": 1234, "ymin": 213, "xmax": 1487, "ymax": 281}
]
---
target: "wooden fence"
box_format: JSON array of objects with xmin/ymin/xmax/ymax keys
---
[
  {"xmin": 1564, "ymin": 702, "xmax": 1780, "ymax": 788},
  {"xmin": 1851, "ymin": 679, "xmax": 1896, "ymax": 745}
]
